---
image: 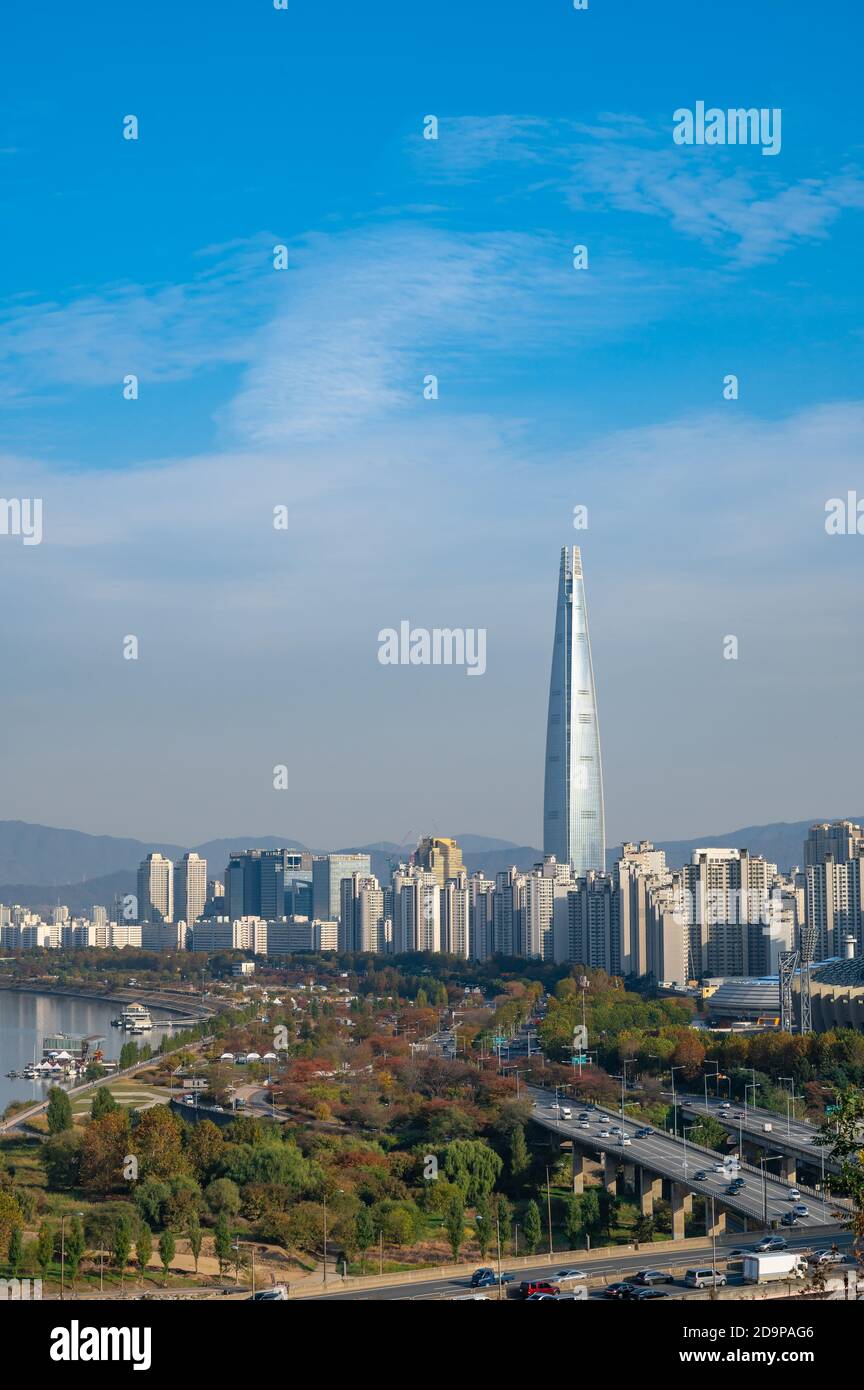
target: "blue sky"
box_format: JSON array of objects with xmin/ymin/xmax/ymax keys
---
[{"xmin": 1, "ymin": 0, "xmax": 863, "ymax": 852}]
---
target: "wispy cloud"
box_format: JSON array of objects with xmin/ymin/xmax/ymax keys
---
[{"xmin": 419, "ymin": 113, "xmax": 864, "ymax": 267}]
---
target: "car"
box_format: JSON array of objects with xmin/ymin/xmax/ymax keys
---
[
  {"xmin": 787, "ymin": 1188, "xmax": 801, "ymax": 1201},
  {"xmin": 732, "ymin": 1111, "xmax": 744, "ymax": 1119},
  {"xmin": 794, "ymin": 1203, "xmax": 810, "ymax": 1217},
  {"xmin": 610, "ymin": 1125, "xmax": 621, "ymax": 1134},
  {"xmin": 577, "ymin": 1113, "xmax": 590, "ymax": 1121},
  {"xmin": 470, "ymin": 1267, "xmax": 514, "ymax": 1288},
  {"xmin": 635, "ymin": 1126, "xmax": 653, "ymax": 1138},
  {"xmin": 556, "ymin": 1268, "xmax": 588, "ymax": 1282},
  {"xmin": 781, "ymin": 1212, "xmax": 798, "ymax": 1226},
  {"xmin": 694, "ymin": 1170, "xmax": 709, "ymax": 1181},
  {"xmin": 727, "ymin": 1247, "xmax": 752, "ymax": 1258},
  {"xmin": 518, "ymin": 1280, "xmax": 560, "ymax": 1299},
  {"xmin": 249, "ymin": 1285, "xmax": 288, "ymax": 1300},
  {"xmin": 579, "ymin": 1120, "xmax": 590, "ymax": 1128},
  {"xmin": 713, "ymin": 1164, "xmax": 728, "ymax": 1174},
  {"xmin": 632, "ymin": 1269, "xmax": 673, "ymax": 1286},
  {"xmin": 630, "ymin": 1287, "xmax": 669, "ymax": 1300},
  {"xmin": 603, "ymin": 1282, "xmax": 637, "ymax": 1300},
  {"xmin": 809, "ymin": 1249, "xmax": 844, "ymax": 1266},
  {"xmin": 756, "ymin": 1235, "xmax": 788, "ymax": 1252},
  {"xmin": 599, "ymin": 1128, "xmax": 612, "ymax": 1137},
  {"xmin": 525, "ymin": 1292, "xmax": 557, "ymax": 1300},
  {"xmin": 619, "ymin": 1134, "xmax": 632, "ymax": 1146},
  {"xmin": 725, "ymin": 1184, "xmax": 740, "ymax": 1196},
  {"xmin": 719, "ymin": 1102, "xmax": 731, "ymax": 1110},
  {"xmin": 684, "ymin": 1268, "xmax": 726, "ymax": 1290}
]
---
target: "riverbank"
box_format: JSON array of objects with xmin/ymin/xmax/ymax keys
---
[{"xmin": 0, "ymin": 979, "xmax": 214, "ymax": 1023}]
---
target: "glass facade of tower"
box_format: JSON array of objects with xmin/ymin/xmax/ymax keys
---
[{"xmin": 543, "ymin": 546, "xmax": 606, "ymax": 875}]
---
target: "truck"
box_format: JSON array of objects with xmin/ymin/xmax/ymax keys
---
[
  {"xmin": 742, "ymin": 1253, "xmax": 807, "ymax": 1284},
  {"xmin": 762, "ymin": 1121, "xmax": 773, "ymax": 1132}
]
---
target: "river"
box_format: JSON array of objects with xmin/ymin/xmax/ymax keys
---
[{"xmin": 0, "ymin": 990, "xmax": 177, "ymax": 1114}]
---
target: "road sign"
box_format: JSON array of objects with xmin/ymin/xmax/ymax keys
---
[{"xmin": 571, "ymin": 1054, "xmax": 588, "ymax": 1065}]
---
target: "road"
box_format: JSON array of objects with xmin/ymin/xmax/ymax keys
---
[
  {"xmin": 529, "ymin": 1089, "xmax": 841, "ymax": 1228},
  {"xmin": 676, "ymin": 1091, "xmax": 840, "ymax": 1176},
  {"xmin": 311, "ymin": 1228, "xmax": 853, "ymax": 1300}
]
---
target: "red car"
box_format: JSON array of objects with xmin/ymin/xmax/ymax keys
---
[{"xmin": 519, "ymin": 1280, "xmax": 561, "ymax": 1299}]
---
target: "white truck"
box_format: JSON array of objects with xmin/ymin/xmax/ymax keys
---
[{"xmin": 742, "ymin": 1253, "xmax": 807, "ymax": 1284}]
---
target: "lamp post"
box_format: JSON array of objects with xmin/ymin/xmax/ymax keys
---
[
  {"xmin": 545, "ymin": 1166, "xmax": 554, "ymax": 1257},
  {"xmin": 703, "ymin": 1061, "xmax": 720, "ymax": 1112},
  {"xmin": 778, "ymin": 1076, "xmax": 796, "ymax": 1139},
  {"xmin": 668, "ymin": 1065, "xmax": 686, "ymax": 1138},
  {"xmin": 759, "ymin": 1153, "xmax": 784, "ymax": 1229}
]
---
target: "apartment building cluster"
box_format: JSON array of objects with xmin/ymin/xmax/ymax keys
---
[{"xmin": 2, "ymin": 825, "xmax": 861, "ymax": 987}]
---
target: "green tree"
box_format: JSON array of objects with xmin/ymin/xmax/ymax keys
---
[
  {"xmin": 36, "ymin": 1222, "xmax": 54, "ymax": 1281},
  {"xmin": 815, "ymin": 1084, "xmax": 864, "ymax": 1260},
  {"xmin": 158, "ymin": 1230, "xmax": 176, "ymax": 1286},
  {"xmin": 443, "ymin": 1139, "xmax": 503, "ymax": 1206},
  {"xmin": 46, "ymin": 1086, "xmax": 73, "ymax": 1135},
  {"xmin": 355, "ymin": 1206, "xmax": 375, "ymax": 1271},
  {"xmin": 91, "ymin": 1088, "xmax": 119, "ymax": 1120},
  {"xmin": 635, "ymin": 1214, "xmax": 655, "ymax": 1245},
  {"xmin": 187, "ymin": 1214, "xmax": 203, "ymax": 1274},
  {"xmin": 214, "ymin": 1211, "xmax": 233, "ymax": 1279},
  {"xmin": 444, "ymin": 1194, "xmax": 465, "ymax": 1261},
  {"xmin": 509, "ymin": 1125, "xmax": 530, "ymax": 1182},
  {"xmin": 564, "ymin": 1194, "xmax": 583, "ymax": 1248},
  {"xmin": 492, "ymin": 1193, "xmax": 514, "ymax": 1251},
  {"xmin": 8, "ymin": 1224, "xmax": 23, "ymax": 1277},
  {"xmin": 523, "ymin": 1199, "xmax": 542, "ymax": 1254},
  {"xmin": 136, "ymin": 1224, "xmax": 153, "ymax": 1285},
  {"xmin": 474, "ymin": 1200, "xmax": 494, "ymax": 1259},
  {"xmin": 112, "ymin": 1214, "xmax": 133, "ymax": 1288},
  {"xmin": 64, "ymin": 1218, "xmax": 85, "ymax": 1289}
]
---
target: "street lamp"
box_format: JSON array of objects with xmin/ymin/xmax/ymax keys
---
[
  {"xmin": 758, "ymin": 1153, "xmax": 784, "ymax": 1229},
  {"xmin": 668, "ymin": 1065, "xmax": 686, "ymax": 1138},
  {"xmin": 778, "ymin": 1076, "xmax": 796, "ymax": 1139},
  {"xmin": 703, "ymin": 1061, "xmax": 720, "ymax": 1112}
]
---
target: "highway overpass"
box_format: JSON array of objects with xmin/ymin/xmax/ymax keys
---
[
  {"xmin": 528, "ymin": 1087, "xmax": 848, "ymax": 1239},
  {"xmin": 675, "ymin": 1092, "xmax": 839, "ymax": 1183}
]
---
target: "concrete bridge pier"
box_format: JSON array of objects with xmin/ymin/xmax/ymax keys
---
[
  {"xmin": 706, "ymin": 1202, "xmax": 726, "ymax": 1237},
  {"xmin": 603, "ymin": 1152, "xmax": 620, "ymax": 1195},
  {"xmin": 637, "ymin": 1169, "xmax": 663, "ymax": 1217},
  {"xmin": 779, "ymin": 1155, "xmax": 797, "ymax": 1184},
  {"xmin": 571, "ymin": 1148, "xmax": 585, "ymax": 1194},
  {"xmin": 670, "ymin": 1182, "xmax": 689, "ymax": 1240}
]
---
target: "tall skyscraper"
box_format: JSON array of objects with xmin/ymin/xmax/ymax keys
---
[
  {"xmin": 543, "ymin": 546, "xmax": 606, "ymax": 876},
  {"xmin": 174, "ymin": 852, "xmax": 207, "ymax": 926},
  {"xmin": 312, "ymin": 852, "xmax": 373, "ymax": 921},
  {"xmin": 416, "ymin": 836, "xmax": 464, "ymax": 887},
  {"xmin": 137, "ymin": 852, "xmax": 173, "ymax": 924}
]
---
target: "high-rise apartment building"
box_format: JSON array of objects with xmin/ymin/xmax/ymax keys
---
[
  {"xmin": 174, "ymin": 852, "xmax": 207, "ymax": 926},
  {"xmin": 804, "ymin": 821, "xmax": 864, "ymax": 960},
  {"xmin": 137, "ymin": 852, "xmax": 173, "ymax": 924},
  {"xmin": 340, "ymin": 873, "xmax": 389, "ymax": 953},
  {"xmin": 391, "ymin": 866, "xmax": 441, "ymax": 953},
  {"xmin": 543, "ymin": 546, "xmax": 605, "ymax": 875}
]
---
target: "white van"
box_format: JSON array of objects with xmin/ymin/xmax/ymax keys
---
[{"xmin": 561, "ymin": 1107, "xmax": 572, "ymax": 1119}]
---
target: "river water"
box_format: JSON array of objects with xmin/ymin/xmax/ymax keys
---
[{"xmin": 0, "ymin": 991, "xmax": 175, "ymax": 1113}]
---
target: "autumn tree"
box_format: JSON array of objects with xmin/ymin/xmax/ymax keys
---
[{"xmin": 80, "ymin": 1108, "xmax": 132, "ymax": 1193}]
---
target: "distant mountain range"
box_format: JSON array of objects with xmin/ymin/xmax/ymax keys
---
[{"xmin": 0, "ymin": 817, "xmax": 854, "ymax": 914}]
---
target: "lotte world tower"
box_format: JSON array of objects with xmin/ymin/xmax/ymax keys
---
[{"xmin": 543, "ymin": 546, "xmax": 606, "ymax": 875}]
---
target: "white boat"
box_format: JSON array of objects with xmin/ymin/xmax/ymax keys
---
[{"xmin": 119, "ymin": 1003, "xmax": 153, "ymax": 1030}]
